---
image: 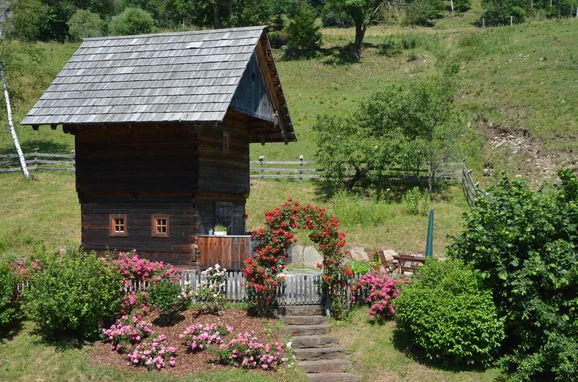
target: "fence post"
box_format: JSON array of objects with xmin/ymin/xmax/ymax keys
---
[
  {"xmin": 299, "ymin": 154, "xmax": 304, "ymax": 181},
  {"xmin": 33, "ymin": 147, "xmax": 39, "ymax": 171},
  {"xmin": 510, "ymin": 16, "xmax": 513, "ymax": 26},
  {"xmin": 259, "ymin": 155, "xmax": 264, "ymax": 179}
]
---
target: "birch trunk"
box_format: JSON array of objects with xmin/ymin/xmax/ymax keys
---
[{"xmin": 1, "ymin": 65, "xmax": 30, "ymax": 179}]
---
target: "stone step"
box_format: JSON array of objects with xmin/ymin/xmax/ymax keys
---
[
  {"xmin": 287, "ymin": 324, "xmax": 329, "ymax": 336},
  {"xmin": 292, "ymin": 335, "xmax": 340, "ymax": 349},
  {"xmin": 299, "ymin": 359, "xmax": 352, "ymax": 374},
  {"xmin": 294, "ymin": 346, "xmax": 346, "ymax": 361},
  {"xmin": 280, "ymin": 315, "xmax": 327, "ymax": 325},
  {"xmin": 281, "ymin": 305, "xmax": 322, "ymax": 316},
  {"xmin": 307, "ymin": 372, "xmax": 358, "ymax": 382}
]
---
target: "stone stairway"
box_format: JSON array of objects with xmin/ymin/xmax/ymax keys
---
[{"xmin": 280, "ymin": 305, "xmax": 357, "ymax": 382}]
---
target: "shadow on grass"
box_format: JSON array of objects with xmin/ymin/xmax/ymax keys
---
[
  {"xmin": 0, "ymin": 140, "xmax": 71, "ymax": 155},
  {"xmin": 0, "ymin": 320, "xmax": 24, "ymax": 343},
  {"xmin": 392, "ymin": 326, "xmax": 492, "ymax": 373},
  {"xmin": 30, "ymin": 329, "xmax": 89, "ymax": 352}
]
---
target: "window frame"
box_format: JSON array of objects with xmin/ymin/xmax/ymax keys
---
[
  {"xmin": 151, "ymin": 214, "xmax": 170, "ymax": 238},
  {"xmin": 109, "ymin": 214, "xmax": 128, "ymax": 237}
]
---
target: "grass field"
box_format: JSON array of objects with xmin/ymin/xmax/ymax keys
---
[
  {"xmin": 331, "ymin": 308, "xmax": 503, "ymax": 382},
  {"xmin": 0, "ymin": 172, "xmax": 466, "ymax": 258},
  {"xmin": 1, "ymin": 6, "xmax": 576, "ymax": 180}
]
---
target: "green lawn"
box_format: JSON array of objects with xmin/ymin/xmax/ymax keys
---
[
  {"xmin": 331, "ymin": 308, "xmax": 503, "ymax": 382},
  {"xmin": 0, "ymin": 172, "xmax": 466, "ymax": 259}
]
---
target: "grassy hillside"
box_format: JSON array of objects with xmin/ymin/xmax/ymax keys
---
[
  {"xmin": 1, "ymin": 13, "xmax": 576, "ymax": 180},
  {"xmin": 0, "ymin": 172, "xmax": 465, "ymax": 258}
]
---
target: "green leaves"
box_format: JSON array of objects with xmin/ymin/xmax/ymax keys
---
[{"xmin": 449, "ymin": 171, "xmax": 578, "ymax": 381}]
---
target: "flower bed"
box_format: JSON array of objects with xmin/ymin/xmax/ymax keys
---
[
  {"xmin": 180, "ymin": 323, "xmax": 232, "ymax": 352},
  {"xmin": 91, "ymin": 308, "xmax": 288, "ymax": 375},
  {"xmin": 218, "ymin": 331, "xmax": 285, "ymax": 370}
]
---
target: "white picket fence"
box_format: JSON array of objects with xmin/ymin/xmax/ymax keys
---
[{"xmin": 125, "ymin": 270, "xmax": 323, "ymax": 306}]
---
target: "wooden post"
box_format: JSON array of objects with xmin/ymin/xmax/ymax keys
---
[
  {"xmin": 259, "ymin": 155, "xmax": 264, "ymax": 179},
  {"xmin": 450, "ymin": 0, "xmax": 455, "ymax": 16},
  {"xmin": 510, "ymin": 16, "xmax": 513, "ymax": 26},
  {"xmin": 299, "ymin": 154, "xmax": 304, "ymax": 181},
  {"xmin": 482, "ymin": 18, "xmax": 485, "ymax": 28},
  {"xmin": 1, "ymin": 65, "xmax": 30, "ymax": 179}
]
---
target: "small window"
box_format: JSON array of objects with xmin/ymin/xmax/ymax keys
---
[
  {"xmin": 109, "ymin": 214, "xmax": 127, "ymax": 237},
  {"xmin": 222, "ymin": 131, "xmax": 230, "ymax": 153},
  {"xmin": 152, "ymin": 215, "xmax": 170, "ymax": 238}
]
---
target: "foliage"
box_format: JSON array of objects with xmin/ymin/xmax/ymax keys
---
[
  {"xmin": 67, "ymin": 9, "xmax": 103, "ymax": 41},
  {"xmin": 109, "ymin": 7, "xmax": 155, "ymax": 36},
  {"xmin": 314, "ymin": 78, "xmax": 465, "ymax": 195},
  {"xmin": 395, "ymin": 258, "xmax": 505, "ymax": 368},
  {"xmin": 449, "ymin": 170, "xmax": 578, "ymax": 381},
  {"xmin": 353, "ymin": 270, "xmax": 405, "ymax": 321},
  {"xmin": 147, "ymin": 279, "xmax": 187, "ymax": 323},
  {"xmin": 101, "ymin": 314, "xmax": 154, "ymax": 353},
  {"xmin": 194, "ymin": 264, "xmax": 227, "ymax": 314},
  {"xmin": 0, "ymin": 261, "xmax": 20, "ymax": 331},
  {"xmin": 402, "ymin": 187, "xmax": 429, "ymax": 216},
  {"xmin": 347, "ymin": 260, "xmax": 372, "ymax": 274},
  {"xmin": 481, "ymin": 0, "xmax": 527, "ymax": 25},
  {"xmin": 330, "ymin": 190, "xmax": 393, "ymax": 226},
  {"xmin": 453, "ymin": 0, "xmax": 472, "ymax": 12},
  {"xmin": 404, "ymin": 0, "xmax": 443, "ymax": 26},
  {"xmin": 127, "ymin": 334, "xmax": 177, "ymax": 370},
  {"xmin": 323, "ymin": 0, "xmax": 388, "ymax": 59},
  {"xmin": 218, "ymin": 331, "xmax": 285, "ymax": 370},
  {"xmin": 286, "ymin": 1, "xmax": 322, "ymax": 55},
  {"xmin": 246, "ymin": 199, "xmax": 350, "ymax": 318},
  {"xmin": 23, "ymin": 248, "xmax": 123, "ymax": 339},
  {"xmin": 7, "ymin": 0, "xmax": 48, "ymax": 41},
  {"xmin": 179, "ymin": 323, "xmax": 232, "ymax": 352}
]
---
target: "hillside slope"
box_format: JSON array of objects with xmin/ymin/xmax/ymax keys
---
[{"xmin": 0, "ymin": 16, "xmax": 576, "ymax": 182}]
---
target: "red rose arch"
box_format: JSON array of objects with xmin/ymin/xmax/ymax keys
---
[{"xmin": 245, "ymin": 199, "xmax": 352, "ymax": 318}]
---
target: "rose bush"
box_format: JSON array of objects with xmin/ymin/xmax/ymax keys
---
[
  {"xmin": 180, "ymin": 323, "xmax": 232, "ymax": 352},
  {"xmin": 194, "ymin": 264, "xmax": 226, "ymax": 313},
  {"xmin": 127, "ymin": 334, "xmax": 177, "ymax": 370},
  {"xmin": 218, "ymin": 331, "xmax": 285, "ymax": 370},
  {"xmin": 353, "ymin": 271, "xmax": 405, "ymax": 321},
  {"xmin": 246, "ymin": 199, "xmax": 351, "ymax": 318},
  {"xmin": 101, "ymin": 314, "xmax": 154, "ymax": 353}
]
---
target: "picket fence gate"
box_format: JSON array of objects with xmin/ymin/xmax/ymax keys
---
[{"xmin": 124, "ymin": 270, "xmax": 323, "ymax": 306}]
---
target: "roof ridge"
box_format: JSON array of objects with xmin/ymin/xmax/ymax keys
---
[{"xmin": 83, "ymin": 26, "xmax": 267, "ymax": 42}]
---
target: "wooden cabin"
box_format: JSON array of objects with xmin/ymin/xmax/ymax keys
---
[{"xmin": 22, "ymin": 26, "xmax": 295, "ymax": 269}]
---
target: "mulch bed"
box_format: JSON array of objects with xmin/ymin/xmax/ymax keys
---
[{"xmin": 91, "ymin": 308, "xmax": 286, "ymax": 376}]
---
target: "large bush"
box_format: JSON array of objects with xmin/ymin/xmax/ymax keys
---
[
  {"xmin": 449, "ymin": 170, "xmax": 578, "ymax": 381},
  {"xmin": 0, "ymin": 261, "xmax": 20, "ymax": 331},
  {"xmin": 395, "ymin": 259, "xmax": 504, "ymax": 367},
  {"xmin": 286, "ymin": 1, "xmax": 322, "ymax": 55},
  {"xmin": 67, "ymin": 9, "xmax": 103, "ymax": 41},
  {"xmin": 109, "ymin": 7, "xmax": 155, "ymax": 36},
  {"xmin": 24, "ymin": 249, "xmax": 123, "ymax": 339}
]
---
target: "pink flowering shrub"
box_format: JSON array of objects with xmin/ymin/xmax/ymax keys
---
[
  {"xmin": 112, "ymin": 251, "xmax": 179, "ymax": 287},
  {"xmin": 14, "ymin": 258, "xmax": 43, "ymax": 282},
  {"xmin": 218, "ymin": 331, "xmax": 285, "ymax": 370},
  {"xmin": 110, "ymin": 251, "xmax": 180, "ymax": 314},
  {"xmin": 353, "ymin": 271, "xmax": 406, "ymax": 321},
  {"xmin": 179, "ymin": 323, "xmax": 232, "ymax": 352},
  {"xmin": 127, "ymin": 334, "xmax": 177, "ymax": 370},
  {"xmin": 101, "ymin": 315, "xmax": 154, "ymax": 353}
]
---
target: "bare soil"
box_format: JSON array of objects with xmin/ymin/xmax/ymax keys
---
[{"xmin": 90, "ymin": 308, "xmax": 286, "ymax": 376}]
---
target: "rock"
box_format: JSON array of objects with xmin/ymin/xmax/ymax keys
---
[
  {"xmin": 303, "ymin": 246, "xmax": 323, "ymax": 267},
  {"xmin": 382, "ymin": 249, "xmax": 398, "ymax": 262},
  {"xmin": 349, "ymin": 246, "xmax": 369, "ymax": 262}
]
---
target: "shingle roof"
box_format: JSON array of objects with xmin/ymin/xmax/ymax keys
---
[{"xmin": 21, "ymin": 26, "xmax": 293, "ymax": 140}]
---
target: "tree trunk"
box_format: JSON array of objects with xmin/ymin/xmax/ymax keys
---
[
  {"xmin": 353, "ymin": 23, "xmax": 366, "ymax": 61},
  {"xmin": 450, "ymin": 0, "xmax": 455, "ymax": 15},
  {"xmin": 348, "ymin": 166, "xmax": 370, "ymax": 190},
  {"xmin": 1, "ymin": 65, "xmax": 30, "ymax": 179},
  {"xmin": 213, "ymin": 0, "xmax": 220, "ymax": 29}
]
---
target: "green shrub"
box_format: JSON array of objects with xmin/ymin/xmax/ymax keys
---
[
  {"xmin": 0, "ymin": 261, "xmax": 20, "ymax": 331},
  {"xmin": 404, "ymin": 0, "xmax": 443, "ymax": 26},
  {"xmin": 395, "ymin": 259, "xmax": 504, "ymax": 368},
  {"xmin": 449, "ymin": 170, "xmax": 578, "ymax": 381},
  {"xmin": 286, "ymin": 1, "xmax": 322, "ymax": 55},
  {"xmin": 23, "ymin": 249, "xmax": 122, "ymax": 339},
  {"xmin": 67, "ymin": 9, "xmax": 103, "ymax": 41},
  {"xmin": 148, "ymin": 279, "xmax": 187, "ymax": 323},
  {"xmin": 402, "ymin": 187, "xmax": 429, "ymax": 215},
  {"xmin": 109, "ymin": 7, "xmax": 154, "ymax": 36},
  {"xmin": 347, "ymin": 260, "xmax": 371, "ymax": 274}
]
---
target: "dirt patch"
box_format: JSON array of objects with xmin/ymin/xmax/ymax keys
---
[
  {"xmin": 475, "ymin": 114, "xmax": 557, "ymax": 182},
  {"xmin": 91, "ymin": 308, "xmax": 287, "ymax": 376}
]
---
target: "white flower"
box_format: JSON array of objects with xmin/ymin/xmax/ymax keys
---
[{"xmin": 286, "ymin": 342, "xmax": 292, "ymax": 349}]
